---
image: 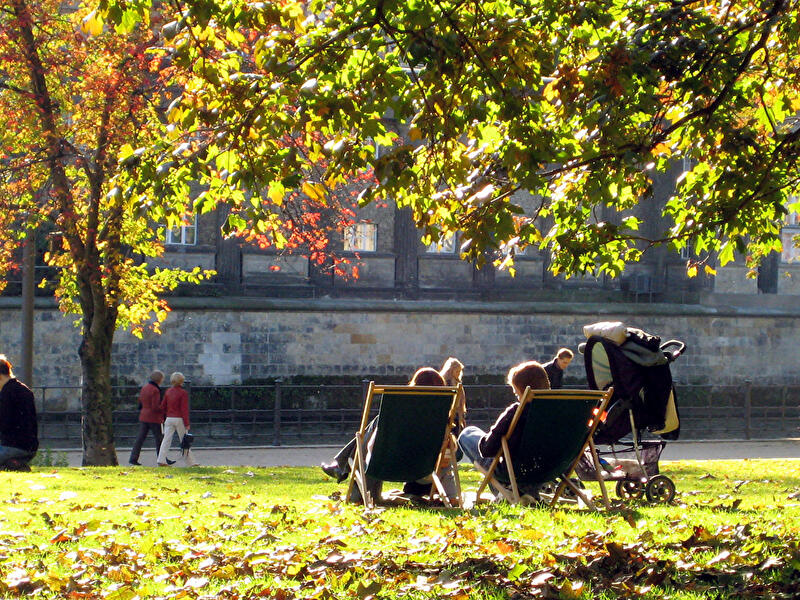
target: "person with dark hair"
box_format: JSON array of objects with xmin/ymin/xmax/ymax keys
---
[
  {"xmin": 0, "ymin": 355, "xmax": 38, "ymax": 471},
  {"xmin": 457, "ymin": 360, "xmax": 551, "ymax": 474},
  {"xmin": 129, "ymin": 370, "xmax": 175, "ymax": 466},
  {"xmin": 542, "ymin": 348, "xmax": 574, "ymax": 389},
  {"xmin": 320, "ymin": 367, "xmax": 447, "ymax": 483}
]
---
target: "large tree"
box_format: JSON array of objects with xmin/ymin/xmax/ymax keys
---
[
  {"xmin": 1, "ymin": 0, "xmax": 378, "ymax": 465},
  {"xmin": 99, "ymin": 0, "xmax": 800, "ymax": 277},
  {"xmin": 0, "ymin": 0, "xmax": 215, "ymax": 465}
]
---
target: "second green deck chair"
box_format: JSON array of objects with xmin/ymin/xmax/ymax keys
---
[
  {"xmin": 347, "ymin": 382, "xmax": 463, "ymax": 508},
  {"xmin": 476, "ymin": 387, "xmax": 613, "ymax": 510}
]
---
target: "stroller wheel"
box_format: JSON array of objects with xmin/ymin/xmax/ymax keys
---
[
  {"xmin": 645, "ymin": 475, "xmax": 676, "ymax": 503},
  {"xmin": 533, "ymin": 480, "xmax": 558, "ymax": 501},
  {"xmin": 616, "ymin": 480, "xmax": 645, "ymax": 500},
  {"xmin": 533, "ymin": 479, "xmax": 584, "ymax": 503}
]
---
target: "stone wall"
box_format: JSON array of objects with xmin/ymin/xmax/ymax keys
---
[{"xmin": 4, "ymin": 297, "xmax": 799, "ymax": 389}]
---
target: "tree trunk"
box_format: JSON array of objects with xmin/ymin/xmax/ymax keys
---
[{"xmin": 79, "ymin": 313, "xmax": 118, "ymax": 466}]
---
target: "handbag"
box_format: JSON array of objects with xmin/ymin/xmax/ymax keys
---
[{"xmin": 181, "ymin": 432, "xmax": 194, "ymax": 455}]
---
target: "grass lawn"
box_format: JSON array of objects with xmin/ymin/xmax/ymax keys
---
[{"xmin": 1, "ymin": 459, "xmax": 799, "ymax": 599}]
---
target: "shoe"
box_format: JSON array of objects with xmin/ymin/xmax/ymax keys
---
[
  {"xmin": 321, "ymin": 461, "xmax": 347, "ymax": 483},
  {"xmin": 129, "ymin": 460, "xmax": 141, "ymax": 466},
  {"xmin": 166, "ymin": 458, "xmax": 176, "ymax": 465}
]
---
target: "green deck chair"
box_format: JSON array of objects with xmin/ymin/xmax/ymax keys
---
[
  {"xmin": 476, "ymin": 387, "xmax": 613, "ymax": 510},
  {"xmin": 347, "ymin": 382, "xmax": 463, "ymax": 508}
]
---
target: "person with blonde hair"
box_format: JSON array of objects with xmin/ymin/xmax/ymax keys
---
[
  {"xmin": 401, "ymin": 357, "xmax": 469, "ymax": 500},
  {"xmin": 157, "ymin": 372, "xmax": 197, "ymax": 467},
  {"xmin": 439, "ymin": 357, "xmax": 466, "ymax": 430}
]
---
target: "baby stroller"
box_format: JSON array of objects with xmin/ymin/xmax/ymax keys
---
[{"xmin": 576, "ymin": 322, "xmax": 686, "ymax": 503}]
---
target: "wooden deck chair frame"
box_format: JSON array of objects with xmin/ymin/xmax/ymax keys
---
[
  {"xmin": 475, "ymin": 387, "xmax": 613, "ymax": 510},
  {"xmin": 346, "ymin": 382, "xmax": 463, "ymax": 509}
]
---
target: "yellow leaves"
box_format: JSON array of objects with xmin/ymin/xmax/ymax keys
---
[
  {"xmin": 650, "ymin": 142, "xmax": 672, "ymax": 158},
  {"xmin": 302, "ymin": 182, "xmax": 326, "ymax": 203},
  {"xmin": 409, "ymin": 126, "xmax": 423, "ymax": 142},
  {"xmin": 268, "ymin": 181, "xmax": 285, "ymax": 205},
  {"xmin": 543, "ymin": 79, "xmax": 560, "ymax": 102},
  {"xmin": 80, "ymin": 11, "xmax": 104, "ymax": 37}
]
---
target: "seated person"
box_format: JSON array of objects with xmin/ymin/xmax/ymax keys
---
[
  {"xmin": 457, "ymin": 360, "xmax": 550, "ymax": 479},
  {"xmin": 0, "ymin": 355, "xmax": 38, "ymax": 470},
  {"xmin": 402, "ymin": 357, "xmax": 466, "ymax": 500},
  {"xmin": 321, "ymin": 367, "xmax": 447, "ymax": 482},
  {"xmin": 322, "ymin": 367, "xmax": 453, "ymax": 503}
]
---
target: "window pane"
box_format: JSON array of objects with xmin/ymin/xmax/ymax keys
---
[
  {"xmin": 782, "ymin": 229, "xmax": 799, "ymax": 263},
  {"xmin": 183, "ymin": 225, "xmax": 196, "ymax": 245},
  {"xmin": 344, "ymin": 222, "xmax": 376, "ymax": 251},
  {"xmin": 427, "ymin": 234, "xmax": 456, "ymax": 253},
  {"xmin": 165, "ymin": 216, "xmax": 197, "ymax": 246}
]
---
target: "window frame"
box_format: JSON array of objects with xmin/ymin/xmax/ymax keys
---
[
  {"xmin": 165, "ymin": 216, "xmax": 198, "ymax": 246},
  {"xmin": 781, "ymin": 196, "xmax": 800, "ymax": 263},
  {"xmin": 343, "ymin": 221, "xmax": 378, "ymax": 252}
]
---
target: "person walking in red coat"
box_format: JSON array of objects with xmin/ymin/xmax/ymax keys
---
[
  {"xmin": 157, "ymin": 372, "xmax": 197, "ymax": 467},
  {"xmin": 129, "ymin": 371, "xmax": 174, "ymax": 466}
]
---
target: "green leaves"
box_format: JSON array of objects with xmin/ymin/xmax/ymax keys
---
[{"xmin": 90, "ymin": 0, "xmax": 800, "ymax": 280}]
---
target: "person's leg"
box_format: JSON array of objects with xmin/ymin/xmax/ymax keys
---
[
  {"xmin": 172, "ymin": 420, "xmax": 197, "ymax": 466},
  {"xmin": 457, "ymin": 426, "xmax": 494, "ymax": 470},
  {"xmin": 157, "ymin": 419, "xmax": 177, "ymax": 465},
  {"xmin": 0, "ymin": 445, "xmax": 32, "ymax": 466},
  {"xmin": 332, "ymin": 437, "xmax": 356, "ymax": 468},
  {"xmin": 151, "ymin": 422, "xmax": 164, "ymax": 454},
  {"xmin": 438, "ymin": 462, "xmax": 459, "ymax": 503},
  {"xmin": 149, "ymin": 423, "xmax": 174, "ymax": 465},
  {"xmin": 128, "ymin": 422, "xmax": 149, "ymax": 464},
  {"xmin": 323, "ymin": 416, "xmax": 378, "ymax": 481}
]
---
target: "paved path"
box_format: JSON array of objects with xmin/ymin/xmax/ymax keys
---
[{"xmin": 60, "ymin": 439, "xmax": 800, "ymax": 467}]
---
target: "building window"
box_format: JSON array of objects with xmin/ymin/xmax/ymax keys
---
[
  {"xmin": 344, "ymin": 221, "xmax": 377, "ymax": 252},
  {"xmin": 426, "ymin": 233, "xmax": 458, "ymax": 254},
  {"xmin": 782, "ymin": 198, "xmax": 800, "ymax": 263},
  {"xmin": 166, "ymin": 216, "xmax": 197, "ymax": 246}
]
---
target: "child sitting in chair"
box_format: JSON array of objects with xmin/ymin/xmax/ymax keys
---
[{"xmin": 457, "ymin": 360, "xmax": 550, "ymax": 475}]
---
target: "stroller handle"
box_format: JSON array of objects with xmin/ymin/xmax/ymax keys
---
[{"xmin": 660, "ymin": 339, "xmax": 686, "ymax": 362}]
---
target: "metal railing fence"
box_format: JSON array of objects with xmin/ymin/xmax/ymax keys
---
[{"xmin": 32, "ymin": 381, "xmax": 800, "ymax": 448}]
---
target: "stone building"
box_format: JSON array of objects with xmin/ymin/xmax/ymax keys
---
[{"xmin": 148, "ymin": 164, "xmax": 800, "ymax": 302}]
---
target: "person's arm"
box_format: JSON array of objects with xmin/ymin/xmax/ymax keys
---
[
  {"xmin": 0, "ymin": 391, "xmax": 10, "ymax": 437},
  {"xmin": 478, "ymin": 402, "xmax": 518, "ymax": 458},
  {"xmin": 158, "ymin": 389, "xmax": 168, "ymax": 413},
  {"xmin": 143, "ymin": 385, "xmax": 159, "ymax": 412}
]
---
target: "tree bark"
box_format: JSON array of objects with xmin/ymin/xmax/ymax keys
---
[{"xmin": 78, "ymin": 308, "xmax": 118, "ymax": 466}]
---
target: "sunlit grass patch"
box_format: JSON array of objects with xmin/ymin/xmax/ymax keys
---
[{"xmin": 0, "ymin": 459, "xmax": 798, "ymax": 598}]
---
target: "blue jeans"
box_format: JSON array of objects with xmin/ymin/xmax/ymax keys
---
[
  {"xmin": 457, "ymin": 426, "xmax": 508, "ymax": 484},
  {"xmin": 0, "ymin": 445, "xmax": 34, "ymax": 466},
  {"xmin": 457, "ymin": 426, "xmax": 494, "ymax": 471}
]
